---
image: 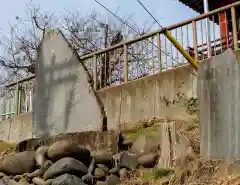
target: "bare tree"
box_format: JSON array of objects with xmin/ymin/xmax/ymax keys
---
[{"xmin": 0, "ymin": 3, "xmax": 156, "ymax": 87}]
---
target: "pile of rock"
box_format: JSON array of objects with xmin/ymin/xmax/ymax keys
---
[{"xmin": 0, "ymin": 135, "xmax": 160, "ymax": 185}]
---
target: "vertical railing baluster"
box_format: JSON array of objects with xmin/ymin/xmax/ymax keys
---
[
  {"xmin": 29, "ymin": 90, "xmax": 33, "ymax": 112},
  {"xmin": 192, "ymin": 21, "xmax": 198, "ymax": 60},
  {"xmin": 93, "ymin": 55, "xmax": 98, "ymax": 90},
  {"xmin": 181, "ymin": 26, "xmax": 184, "ymax": 63},
  {"xmin": 231, "ymin": 7, "xmax": 238, "ymax": 50},
  {"xmin": 224, "ymin": 11, "xmax": 229, "ymax": 48},
  {"xmin": 170, "ymin": 30, "xmax": 174, "ymax": 67},
  {"xmin": 156, "ymin": 33, "xmax": 162, "ymax": 72},
  {"xmin": 212, "ymin": 15, "xmax": 217, "ymax": 56},
  {"xmin": 15, "ymin": 83, "xmax": 19, "ymax": 116},
  {"xmin": 151, "ymin": 36, "xmax": 154, "ymax": 74},
  {"xmin": 124, "ymin": 44, "xmax": 128, "ymax": 82}
]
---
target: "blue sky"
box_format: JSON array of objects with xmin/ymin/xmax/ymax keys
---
[{"xmin": 1, "ymin": 0, "xmax": 199, "ymax": 33}]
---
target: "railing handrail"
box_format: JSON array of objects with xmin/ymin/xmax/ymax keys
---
[
  {"xmin": 5, "ymin": 74, "xmax": 35, "ymax": 88},
  {"xmin": 79, "ymin": 1, "xmax": 240, "ymax": 60},
  {"xmin": 4, "ymin": 0, "xmax": 240, "ymax": 88}
]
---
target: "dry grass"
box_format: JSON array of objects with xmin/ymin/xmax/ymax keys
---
[
  {"xmin": 120, "ymin": 115, "xmax": 240, "ymax": 184},
  {"xmin": 0, "ymin": 140, "xmax": 16, "ymax": 160},
  {"xmin": 123, "ymin": 124, "xmax": 161, "ymax": 142}
]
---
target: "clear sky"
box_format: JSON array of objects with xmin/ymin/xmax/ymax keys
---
[{"xmin": 1, "ymin": 0, "xmax": 199, "ymax": 33}]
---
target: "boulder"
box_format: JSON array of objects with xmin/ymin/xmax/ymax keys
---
[
  {"xmin": 0, "ymin": 151, "xmax": 35, "ymax": 175},
  {"xmin": 35, "ymin": 146, "xmax": 49, "ymax": 166},
  {"xmin": 13, "ymin": 175, "xmax": 23, "ymax": 182},
  {"xmin": 119, "ymin": 168, "xmax": 128, "ymax": 181},
  {"xmin": 1, "ymin": 176, "xmax": 10, "ymax": 185},
  {"xmin": 52, "ymin": 174, "xmax": 87, "ymax": 185},
  {"xmin": 28, "ymin": 160, "xmax": 52, "ymax": 179},
  {"xmin": 18, "ymin": 179, "xmax": 31, "ymax": 185},
  {"xmin": 94, "ymin": 168, "xmax": 108, "ymax": 180},
  {"xmin": 8, "ymin": 179, "xmax": 18, "ymax": 185},
  {"xmin": 96, "ymin": 181, "xmax": 107, "ymax": 185},
  {"xmin": 119, "ymin": 152, "xmax": 138, "ymax": 170},
  {"xmin": 131, "ymin": 135, "xmax": 160, "ymax": 156},
  {"xmin": 44, "ymin": 179, "xmax": 54, "ymax": 185},
  {"xmin": 47, "ymin": 140, "xmax": 91, "ymax": 165},
  {"xmin": 43, "ymin": 157, "xmax": 88, "ymax": 180},
  {"xmin": 137, "ymin": 153, "xmax": 159, "ymax": 168},
  {"xmin": 27, "ymin": 169, "xmax": 42, "ymax": 179},
  {"xmin": 97, "ymin": 164, "xmax": 109, "ymax": 174},
  {"xmin": 0, "ymin": 172, "xmax": 6, "ymax": 178},
  {"xmin": 32, "ymin": 177, "xmax": 45, "ymax": 185},
  {"xmin": 105, "ymin": 175, "xmax": 121, "ymax": 185},
  {"xmin": 91, "ymin": 151, "xmax": 114, "ymax": 168}
]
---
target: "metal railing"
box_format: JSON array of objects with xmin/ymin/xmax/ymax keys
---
[
  {"xmin": 0, "ymin": 75, "xmax": 35, "ymax": 120},
  {"xmin": 0, "ymin": 1, "xmax": 240, "ymax": 119},
  {"xmin": 81, "ymin": 1, "xmax": 240, "ymax": 89}
]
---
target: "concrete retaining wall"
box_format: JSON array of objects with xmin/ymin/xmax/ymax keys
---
[
  {"xmin": 0, "ymin": 112, "xmax": 33, "ymax": 142},
  {"xmin": 98, "ymin": 65, "xmax": 197, "ymax": 130},
  {"xmin": 0, "ymin": 64, "xmax": 197, "ymax": 142},
  {"xmin": 199, "ymin": 49, "xmax": 240, "ymax": 160}
]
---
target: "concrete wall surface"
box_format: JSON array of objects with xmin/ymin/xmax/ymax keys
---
[
  {"xmin": 33, "ymin": 30, "xmax": 104, "ymax": 138},
  {"xmin": 0, "ymin": 112, "xmax": 33, "ymax": 142},
  {"xmin": 0, "ymin": 63, "xmax": 198, "ymax": 141},
  {"xmin": 199, "ymin": 49, "xmax": 240, "ymax": 159},
  {"xmin": 98, "ymin": 65, "xmax": 197, "ymax": 130}
]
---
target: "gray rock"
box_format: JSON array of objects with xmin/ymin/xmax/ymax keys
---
[
  {"xmin": 91, "ymin": 151, "xmax": 113, "ymax": 168},
  {"xmin": 8, "ymin": 179, "xmax": 18, "ymax": 185},
  {"xmin": 88, "ymin": 158, "xmax": 95, "ymax": 174},
  {"xmin": 94, "ymin": 168, "xmax": 108, "ymax": 179},
  {"xmin": 32, "ymin": 177, "xmax": 45, "ymax": 185},
  {"xmin": 52, "ymin": 174, "xmax": 87, "ymax": 185},
  {"xmin": 97, "ymin": 164, "xmax": 109, "ymax": 173},
  {"xmin": 2, "ymin": 176, "xmax": 10, "ymax": 184},
  {"xmin": 41, "ymin": 160, "xmax": 53, "ymax": 173},
  {"xmin": 22, "ymin": 173, "xmax": 29, "ymax": 178},
  {"xmin": 43, "ymin": 157, "xmax": 88, "ymax": 180},
  {"xmin": 119, "ymin": 168, "xmax": 128, "ymax": 181},
  {"xmin": 105, "ymin": 175, "xmax": 121, "ymax": 185},
  {"xmin": 18, "ymin": 179, "xmax": 31, "ymax": 185},
  {"xmin": 0, "ymin": 172, "xmax": 6, "ymax": 178},
  {"xmin": 13, "ymin": 175, "xmax": 23, "ymax": 181},
  {"xmin": 81, "ymin": 173, "xmax": 94, "ymax": 184},
  {"xmin": 44, "ymin": 179, "xmax": 54, "ymax": 185},
  {"xmin": 109, "ymin": 168, "xmax": 118, "ymax": 174},
  {"xmin": 137, "ymin": 153, "xmax": 159, "ymax": 168},
  {"xmin": 119, "ymin": 140, "xmax": 133, "ymax": 151},
  {"xmin": 0, "ymin": 179, "xmax": 7, "ymax": 185},
  {"xmin": 47, "ymin": 140, "xmax": 91, "ymax": 165},
  {"xmin": 28, "ymin": 160, "xmax": 53, "ymax": 179},
  {"xmin": 131, "ymin": 135, "xmax": 160, "ymax": 156},
  {"xmin": 119, "ymin": 152, "xmax": 138, "ymax": 170},
  {"xmin": 36, "ymin": 146, "xmax": 49, "ymax": 166},
  {"xmin": 0, "ymin": 151, "xmax": 35, "ymax": 175},
  {"xmin": 96, "ymin": 181, "xmax": 107, "ymax": 185},
  {"xmin": 27, "ymin": 169, "xmax": 42, "ymax": 179}
]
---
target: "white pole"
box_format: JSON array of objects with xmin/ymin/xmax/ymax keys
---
[{"xmin": 204, "ymin": 0, "xmax": 212, "ymax": 57}]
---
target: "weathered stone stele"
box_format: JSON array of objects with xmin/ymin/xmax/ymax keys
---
[{"xmin": 33, "ymin": 29, "xmax": 106, "ymax": 137}]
